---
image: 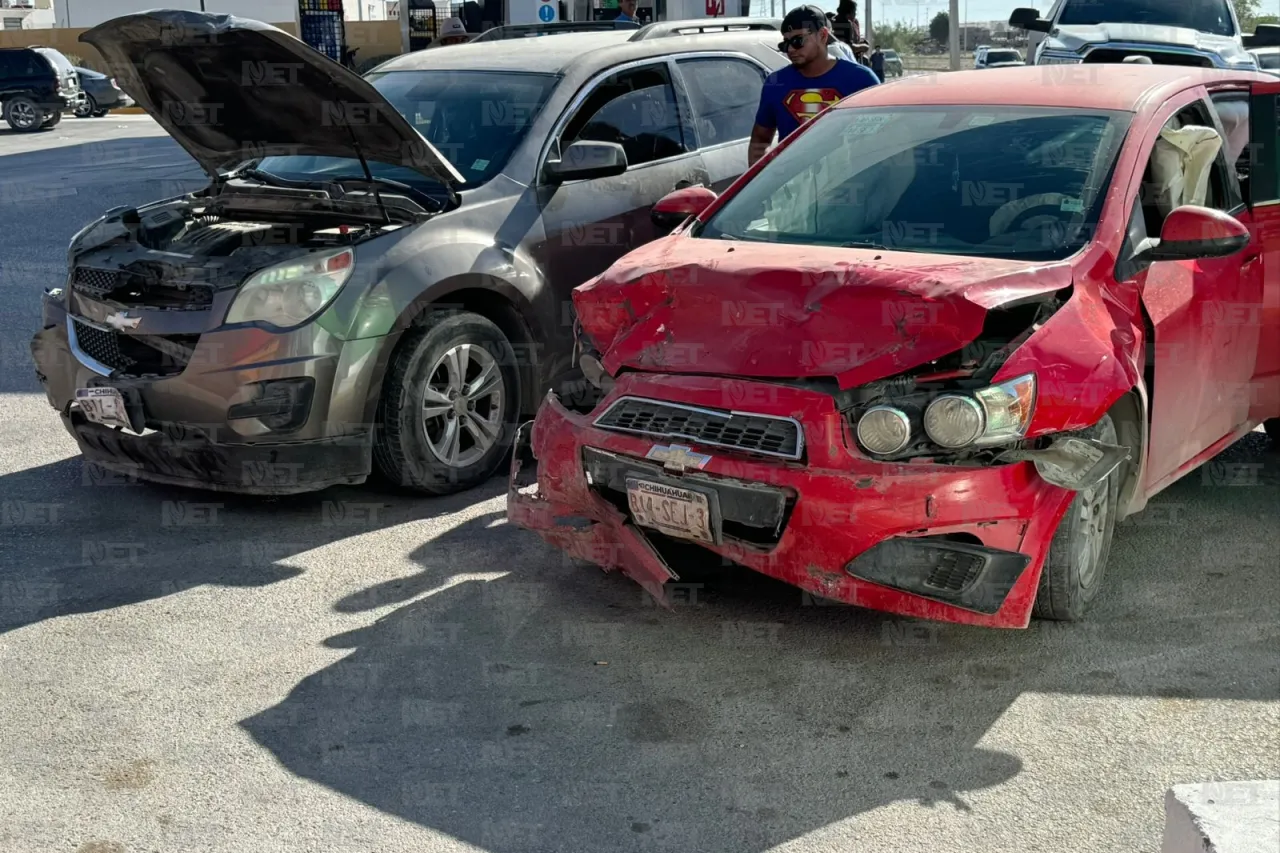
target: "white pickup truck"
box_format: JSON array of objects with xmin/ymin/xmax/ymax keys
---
[{"xmin": 1009, "ymin": 0, "xmax": 1280, "ymax": 69}]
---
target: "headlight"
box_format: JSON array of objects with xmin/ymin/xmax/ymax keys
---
[
  {"xmin": 922, "ymin": 374, "xmax": 1037, "ymax": 450},
  {"xmin": 225, "ymin": 248, "xmax": 354, "ymax": 329},
  {"xmin": 856, "ymin": 406, "xmax": 912, "ymax": 456},
  {"xmin": 923, "ymin": 395, "xmax": 985, "ymax": 448}
]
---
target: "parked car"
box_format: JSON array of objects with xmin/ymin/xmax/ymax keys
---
[
  {"xmin": 1009, "ymin": 0, "xmax": 1279, "ymax": 67},
  {"xmin": 0, "ymin": 46, "xmax": 84, "ymax": 132},
  {"xmin": 508, "ymin": 64, "xmax": 1280, "ymax": 629},
  {"xmin": 973, "ymin": 44, "xmax": 991, "ymax": 68},
  {"xmin": 976, "ymin": 47, "xmax": 1024, "ymax": 67},
  {"xmin": 72, "ymin": 66, "xmax": 133, "ymax": 117},
  {"xmin": 1249, "ymin": 46, "xmax": 1280, "ymax": 75},
  {"xmin": 30, "ymin": 10, "xmax": 786, "ymax": 496},
  {"xmin": 881, "ymin": 48, "xmax": 903, "ymax": 76}
]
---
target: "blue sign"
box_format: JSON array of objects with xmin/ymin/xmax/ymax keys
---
[{"xmin": 538, "ymin": 3, "xmax": 556, "ymax": 21}]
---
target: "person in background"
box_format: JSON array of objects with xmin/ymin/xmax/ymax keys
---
[
  {"xmin": 614, "ymin": 0, "xmax": 639, "ymax": 24},
  {"xmin": 432, "ymin": 17, "xmax": 471, "ymax": 47},
  {"xmin": 748, "ymin": 4, "xmax": 880, "ymax": 167},
  {"xmin": 832, "ymin": 0, "xmax": 872, "ymax": 67},
  {"xmin": 870, "ymin": 45, "xmax": 886, "ymax": 81}
]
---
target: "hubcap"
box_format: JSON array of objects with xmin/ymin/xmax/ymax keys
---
[
  {"xmin": 1073, "ymin": 477, "xmax": 1110, "ymax": 588},
  {"xmin": 11, "ymin": 102, "xmax": 37, "ymax": 128},
  {"xmin": 421, "ymin": 343, "xmax": 504, "ymax": 468}
]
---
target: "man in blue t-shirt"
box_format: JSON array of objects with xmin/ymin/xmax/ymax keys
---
[{"xmin": 748, "ymin": 5, "xmax": 880, "ymax": 167}]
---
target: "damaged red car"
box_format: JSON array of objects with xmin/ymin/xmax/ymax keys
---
[{"xmin": 508, "ymin": 66, "xmax": 1280, "ymax": 628}]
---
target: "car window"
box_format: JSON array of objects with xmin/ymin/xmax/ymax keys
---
[
  {"xmin": 34, "ymin": 48, "xmax": 73, "ymax": 75},
  {"xmin": 1057, "ymin": 0, "xmax": 1234, "ymax": 36},
  {"xmin": 675, "ymin": 57, "xmax": 765, "ymax": 147},
  {"xmin": 1257, "ymin": 52, "xmax": 1280, "ymax": 69},
  {"xmin": 561, "ymin": 64, "xmax": 688, "ymax": 169},
  {"xmin": 697, "ymin": 105, "xmax": 1132, "ymax": 262},
  {"xmin": 1137, "ymin": 104, "xmax": 1237, "ymax": 237},
  {"xmin": 987, "ymin": 50, "xmax": 1021, "ymax": 63},
  {"xmin": 0, "ymin": 50, "xmax": 45, "ymax": 78}
]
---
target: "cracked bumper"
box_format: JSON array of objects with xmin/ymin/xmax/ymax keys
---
[{"xmin": 507, "ymin": 376, "xmax": 1078, "ymax": 629}]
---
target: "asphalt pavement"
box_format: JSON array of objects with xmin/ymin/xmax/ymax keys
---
[{"xmin": 0, "ymin": 116, "xmax": 1277, "ymax": 853}]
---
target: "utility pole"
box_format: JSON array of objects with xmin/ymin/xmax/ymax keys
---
[
  {"xmin": 948, "ymin": 0, "xmax": 959, "ymax": 69},
  {"xmin": 865, "ymin": 0, "xmax": 871, "ymax": 47}
]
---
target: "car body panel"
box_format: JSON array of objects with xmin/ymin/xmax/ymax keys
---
[
  {"xmin": 74, "ymin": 66, "xmax": 133, "ymax": 110},
  {"xmin": 508, "ymin": 64, "xmax": 1280, "ymax": 627}
]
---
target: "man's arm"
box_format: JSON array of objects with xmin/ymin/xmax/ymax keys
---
[{"xmin": 748, "ymin": 124, "xmax": 775, "ymax": 168}]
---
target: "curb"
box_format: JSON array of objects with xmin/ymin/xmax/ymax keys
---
[{"xmin": 110, "ymin": 107, "xmax": 147, "ymax": 115}]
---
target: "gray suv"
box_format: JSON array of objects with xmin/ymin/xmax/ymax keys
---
[{"xmin": 31, "ymin": 11, "xmax": 785, "ymax": 496}]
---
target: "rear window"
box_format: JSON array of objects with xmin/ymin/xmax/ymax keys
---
[
  {"xmin": 986, "ymin": 50, "xmax": 1022, "ymax": 63},
  {"xmin": 34, "ymin": 48, "xmax": 74, "ymax": 75}
]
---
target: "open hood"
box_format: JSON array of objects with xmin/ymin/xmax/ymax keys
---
[
  {"xmin": 81, "ymin": 10, "xmax": 463, "ymax": 186},
  {"xmin": 575, "ymin": 238, "xmax": 1073, "ymax": 390}
]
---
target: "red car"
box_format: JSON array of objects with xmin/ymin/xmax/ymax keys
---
[{"xmin": 508, "ymin": 66, "xmax": 1280, "ymax": 629}]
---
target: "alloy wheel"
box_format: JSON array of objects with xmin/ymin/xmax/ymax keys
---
[
  {"xmin": 9, "ymin": 101, "xmax": 38, "ymax": 129},
  {"xmin": 421, "ymin": 343, "xmax": 505, "ymax": 468},
  {"xmin": 1073, "ymin": 477, "xmax": 1111, "ymax": 589}
]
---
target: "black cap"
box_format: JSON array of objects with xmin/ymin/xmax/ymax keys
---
[{"xmin": 782, "ymin": 5, "xmax": 828, "ymax": 32}]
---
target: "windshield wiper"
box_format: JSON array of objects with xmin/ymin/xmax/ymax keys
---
[{"xmin": 841, "ymin": 240, "xmax": 892, "ymax": 250}]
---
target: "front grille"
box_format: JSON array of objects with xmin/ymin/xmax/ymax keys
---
[
  {"xmin": 72, "ymin": 267, "xmax": 122, "ymax": 299},
  {"xmin": 72, "ymin": 265, "xmax": 214, "ymax": 311},
  {"xmin": 594, "ymin": 396, "xmax": 803, "ymax": 460},
  {"xmin": 1083, "ymin": 48, "xmax": 1213, "ymax": 67},
  {"xmin": 924, "ymin": 550, "xmax": 985, "ymax": 592},
  {"xmin": 71, "ymin": 319, "xmax": 197, "ymax": 377}
]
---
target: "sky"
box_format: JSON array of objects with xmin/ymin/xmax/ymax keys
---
[{"xmin": 754, "ymin": 0, "xmax": 1280, "ymax": 28}]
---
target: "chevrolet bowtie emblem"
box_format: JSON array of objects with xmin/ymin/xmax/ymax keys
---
[
  {"xmin": 646, "ymin": 443, "xmax": 712, "ymax": 473},
  {"xmin": 103, "ymin": 311, "xmax": 141, "ymax": 332}
]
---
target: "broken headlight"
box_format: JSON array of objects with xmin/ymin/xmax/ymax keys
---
[
  {"xmin": 923, "ymin": 374, "xmax": 1036, "ymax": 449},
  {"xmin": 225, "ymin": 248, "xmax": 354, "ymax": 329}
]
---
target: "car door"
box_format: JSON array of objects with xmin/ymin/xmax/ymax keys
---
[
  {"xmin": 1122, "ymin": 93, "xmax": 1260, "ymax": 492},
  {"xmin": 671, "ymin": 54, "xmax": 771, "ymax": 194},
  {"xmin": 1241, "ymin": 80, "xmax": 1280, "ymax": 426},
  {"xmin": 536, "ymin": 60, "xmax": 709, "ymax": 305}
]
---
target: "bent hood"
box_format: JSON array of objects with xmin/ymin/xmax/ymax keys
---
[
  {"xmin": 575, "ymin": 238, "xmax": 1073, "ymax": 390},
  {"xmin": 1048, "ymin": 23, "xmax": 1248, "ymax": 63},
  {"xmin": 81, "ymin": 10, "xmax": 463, "ymax": 185}
]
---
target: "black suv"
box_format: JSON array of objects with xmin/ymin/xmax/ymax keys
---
[{"xmin": 0, "ymin": 46, "xmax": 85, "ymax": 132}]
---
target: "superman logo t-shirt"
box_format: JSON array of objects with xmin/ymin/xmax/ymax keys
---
[{"xmin": 754, "ymin": 60, "xmax": 880, "ymax": 142}]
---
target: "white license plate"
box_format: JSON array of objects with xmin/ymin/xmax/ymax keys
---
[
  {"xmin": 626, "ymin": 478, "xmax": 713, "ymax": 544},
  {"xmin": 75, "ymin": 387, "xmax": 131, "ymax": 430}
]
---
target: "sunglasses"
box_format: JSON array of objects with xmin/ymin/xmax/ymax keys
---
[{"xmin": 777, "ymin": 34, "xmax": 810, "ymax": 51}]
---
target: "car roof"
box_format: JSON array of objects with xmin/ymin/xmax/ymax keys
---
[
  {"xmin": 843, "ymin": 65, "xmax": 1270, "ymax": 112},
  {"xmin": 375, "ymin": 30, "xmax": 777, "ymax": 75}
]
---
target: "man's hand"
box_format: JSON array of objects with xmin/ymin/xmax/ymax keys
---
[{"xmin": 748, "ymin": 124, "xmax": 775, "ymax": 168}]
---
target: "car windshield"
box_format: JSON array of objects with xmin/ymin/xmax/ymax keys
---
[
  {"xmin": 697, "ymin": 106, "xmax": 1132, "ymax": 262},
  {"xmin": 883, "ymin": 50, "xmax": 898, "ymax": 58},
  {"xmin": 1058, "ymin": 0, "xmax": 1235, "ymax": 36},
  {"xmin": 987, "ymin": 50, "xmax": 1021, "ymax": 62},
  {"xmin": 253, "ymin": 69, "xmax": 559, "ymax": 193}
]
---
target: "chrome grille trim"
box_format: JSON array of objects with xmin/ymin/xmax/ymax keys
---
[{"xmin": 593, "ymin": 395, "xmax": 804, "ymax": 460}]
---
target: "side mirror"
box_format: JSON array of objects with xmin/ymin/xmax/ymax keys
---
[
  {"xmin": 651, "ymin": 185, "xmax": 718, "ymax": 231},
  {"xmin": 1243, "ymin": 23, "xmax": 1280, "ymax": 49},
  {"xmin": 1145, "ymin": 205, "xmax": 1250, "ymax": 262},
  {"xmin": 1009, "ymin": 7, "xmax": 1051, "ymax": 32},
  {"xmin": 545, "ymin": 140, "xmax": 628, "ymax": 183}
]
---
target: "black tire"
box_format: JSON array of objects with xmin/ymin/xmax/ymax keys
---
[
  {"xmin": 41, "ymin": 111, "xmax": 61, "ymax": 128},
  {"xmin": 1033, "ymin": 412, "xmax": 1123, "ymax": 622},
  {"xmin": 373, "ymin": 311, "xmax": 521, "ymax": 495},
  {"xmin": 74, "ymin": 95, "xmax": 97, "ymax": 118},
  {"xmin": 1265, "ymin": 418, "xmax": 1280, "ymax": 445},
  {"xmin": 3, "ymin": 97, "xmax": 44, "ymax": 133},
  {"xmin": 92, "ymin": 109, "xmax": 109, "ymax": 118}
]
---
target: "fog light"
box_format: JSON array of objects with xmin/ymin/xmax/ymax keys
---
[
  {"xmin": 227, "ymin": 377, "xmax": 314, "ymax": 432},
  {"xmin": 856, "ymin": 406, "xmax": 912, "ymax": 455},
  {"xmin": 924, "ymin": 395, "xmax": 985, "ymax": 448}
]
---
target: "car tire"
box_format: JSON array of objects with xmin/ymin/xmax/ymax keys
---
[
  {"xmin": 92, "ymin": 109, "xmax": 109, "ymax": 118},
  {"xmin": 3, "ymin": 97, "xmax": 44, "ymax": 132},
  {"xmin": 41, "ymin": 112, "xmax": 61, "ymax": 128},
  {"xmin": 74, "ymin": 95, "xmax": 97, "ymax": 118},
  {"xmin": 373, "ymin": 311, "xmax": 521, "ymax": 495},
  {"xmin": 1033, "ymin": 412, "xmax": 1123, "ymax": 622}
]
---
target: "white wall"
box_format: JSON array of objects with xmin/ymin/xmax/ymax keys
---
[
  {"xmin": 342, "ymin": 0, "xmax": 392, "ymax": 20},
  {"xmin": 54, "ymin": 0, "xmax": 301, "ymax": 28}
]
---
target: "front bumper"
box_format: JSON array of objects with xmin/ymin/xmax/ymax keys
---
[
  {"xmin": 508, "ymin": 375, "xmax": 1078, "ymax": 629},
  {"xmin": 31, "ymin": 294, "xmax": 388, "ymax": 495}
]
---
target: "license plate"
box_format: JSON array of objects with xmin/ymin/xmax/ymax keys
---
[
  {"xmin": 626, "ymin": 478, "xmax": 713, "ymax": 544},
  {"xmin": 75, "ymin": 387, "xmax": 131, "ymax": 430}
]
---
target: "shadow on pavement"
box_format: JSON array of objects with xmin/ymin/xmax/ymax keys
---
[
  {"xmin": 0, "ymin": 454, "xmax": 506, "ymax": 635},
  {"xmin": 240, "ymin": 435, "xmax": 1280, "ymax": 852}
]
